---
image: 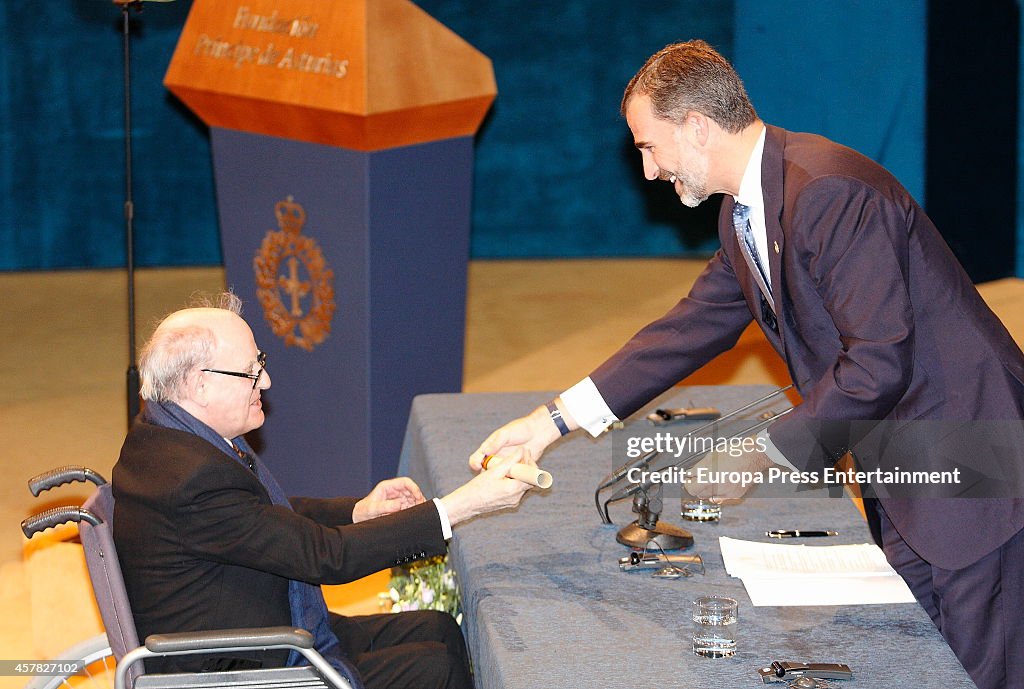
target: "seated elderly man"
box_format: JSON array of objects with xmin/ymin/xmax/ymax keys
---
[{"xmin": 113, "ymin": 293, "xmax": 532, "ymax": 689}]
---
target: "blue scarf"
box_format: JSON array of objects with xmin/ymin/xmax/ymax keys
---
[{"xmin": 140, "ymin": 401, "xmax": 362, "ymax": 688}]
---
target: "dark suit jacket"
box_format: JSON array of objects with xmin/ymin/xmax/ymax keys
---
[
  {"xmin": 591, "ymin": 124, "xmax": 1024, "ymax": 570},
  {"xmin": 113, "ymin": 420, "xmax": 447, "ymax": 669}
]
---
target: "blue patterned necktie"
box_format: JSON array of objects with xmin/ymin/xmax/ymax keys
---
[{"xmin": 732, "ymin": 202, "xmax": 775, "ymax": 313}]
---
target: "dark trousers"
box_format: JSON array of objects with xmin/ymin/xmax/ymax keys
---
[
  {"xmin": 876, "ymin": 503, "xmax": 1024, "ymax": 689},
  {"xmin": 329, "ymin": 610, "xmax": 473, "ymax": 689}
]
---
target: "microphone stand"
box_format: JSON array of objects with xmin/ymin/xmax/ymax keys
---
[
  {"xmin": 594, "ymin": 448, "xmax": 693, "ymax": 548},
  {"xmin": 615, "ymin": 482, "xmax": 693, "ymax": 550},
  {"xmin": 115, "ymin": 0, "xmax": 144, "ymax": 426},
  {"xmin": 596, "ymin": 386, "xmax": 793, "ymax": 524},
  {"xmin": 598, "ymin": 389, "xmax": 795, "ymax": 551}
]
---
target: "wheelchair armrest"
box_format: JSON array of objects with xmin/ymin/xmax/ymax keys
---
[
  {"xmin": 145, "ymin": 627, "xmax": 314, "ymax": 653},
  {"xmin": 119, "ymin": 627, "xmax": 356, "ymax": 689}
]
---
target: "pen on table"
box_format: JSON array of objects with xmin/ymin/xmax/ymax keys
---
[{"xmin": 766, "ymin": 530, "xmax": 839, "ymax": 538}]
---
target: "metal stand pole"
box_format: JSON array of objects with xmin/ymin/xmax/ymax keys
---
[{"xmin": 119, "ymin": 0, "xmax": 142, "ymax": 427}]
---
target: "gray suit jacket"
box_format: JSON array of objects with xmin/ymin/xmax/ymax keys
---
[{"xmin": 591, "ymin": 125, "xmax": 1024, "ymax": 569}]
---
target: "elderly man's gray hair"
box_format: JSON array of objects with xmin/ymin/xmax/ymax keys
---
[{"xmin": 139, "ymin": 292, "xmax": 243, "ymax": 402}]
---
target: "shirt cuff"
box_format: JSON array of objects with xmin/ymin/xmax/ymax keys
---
[
  {"xmin": 432, "ymin": 497, "xmax": 453, "ymax": 540},
  {"xmin": 759, "ymin": 428, "xmax": 798, "ymax": 471},
  {"xmin": 560, "ymin": 377, "xmax": 619, "ymax": 438}
]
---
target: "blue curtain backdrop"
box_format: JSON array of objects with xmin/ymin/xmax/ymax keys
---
[
  {"xmin": 1020, "ymin": 3, "xmax": 1024, "ymax": 277},
  {"xmin": 734, "ymin": 1, "xmax": 926, "ymax": 207},
  {"xmin": 0, "ymin": 0, "xmax": 730, "ymax": 270},
  {"xmin": 0, "ymin": 1, "xmax": 219, "ymax": 270},
  {"xmin": 421, "ymin": 0, "xmax": 731, "ymax": 258},
  {"xmin": 3, "ymin": 1, "xmax": 1021, "ymax": 274}
]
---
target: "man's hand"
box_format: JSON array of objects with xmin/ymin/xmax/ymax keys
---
[
  {"xmin": 684, "ymin": 448, "xmax": 774, "ymax": 501},
  {"xmin": 352, "ymin": 477, "xmax": 426, "ymax": 523},
  {"xmin": 469, "ymin": 401, "xmax": 571, "ymax": 471},
  {"xmin": 442, "ymin": 450, "xmax": 534, "ymax": 527}
]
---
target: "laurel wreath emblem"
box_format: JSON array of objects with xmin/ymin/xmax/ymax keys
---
[{"xmin": 253, "ymin": 197, "xmax": 336, "ymax": 352}]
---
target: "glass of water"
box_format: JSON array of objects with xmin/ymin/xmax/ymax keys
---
[
  {"xmin": 681, "ymin": 496, "xmax": 722, "ymax": 522},
  {"xmin": 692, "ymin": 595, "xmax": 737, "ymax": 658}
]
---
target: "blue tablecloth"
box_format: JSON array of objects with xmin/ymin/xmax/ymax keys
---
[{"xmin": 398, "ymin": 386, "xmax": 974, "ymax": 689}]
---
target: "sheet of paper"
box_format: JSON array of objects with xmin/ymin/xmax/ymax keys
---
[
  {"xmin": 720, "ymin": 536, "xmax": 897, "ymax": 577},
  {"xmin": 719, "ymin": 536, "xmax": 916, "ymax": 606},
  {"xmin": 739, "ymin": 574, "xmax": 917, "ymax": 606}
]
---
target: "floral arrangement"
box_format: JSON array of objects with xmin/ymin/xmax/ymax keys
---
[{"xmin": 381, "ymin": 555, "xmax": 463, "ymax": 624}]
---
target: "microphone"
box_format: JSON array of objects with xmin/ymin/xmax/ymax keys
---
[
  {"xmin": 598, "ymin": 405, "xmax": 794, "ymax": 528},
  {"xmin": 605, "ymin": 450, "xmax": 705, "ymax": 504},
  {"xmin": 607, "ymin": 405, "xmax": 794, "ymax": 504},
  {"xmin": 597, "ymin": 385, "xmax": 794, "ymax": 496},
  {"xmin": 595, "ymin": 448, "xmax": 660, "ymax": 491}
]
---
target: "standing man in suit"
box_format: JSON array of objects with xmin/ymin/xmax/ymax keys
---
[
  {"xmin": 115, "ymin": 292, "xmax": 534, "ymax": 689},
  {"xmin": 470, "ymin": 40, "xmax": 1024, "ymax": 689}
]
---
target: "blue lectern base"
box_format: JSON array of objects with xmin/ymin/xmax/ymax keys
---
[{"xmin": 210, "ymin": 127, "xmax": 472, "ymax": 498}]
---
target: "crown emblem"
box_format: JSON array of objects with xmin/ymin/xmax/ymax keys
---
[
  {"xmin": 254, "ymin": 196, "xmax": 336, "ymax": 351},
  {"xmin": 274, "ymin": 196, "xmax": 306, "ymax": 233}
]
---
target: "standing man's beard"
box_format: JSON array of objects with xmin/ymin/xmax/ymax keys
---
[{"xmin": 660, "ymin": 167, "xmax": 708, "ymax": 208}]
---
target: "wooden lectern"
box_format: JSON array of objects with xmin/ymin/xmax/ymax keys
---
[{"xmin": 164, "ymin": 0, "xmax": 494, "ymax": 496}]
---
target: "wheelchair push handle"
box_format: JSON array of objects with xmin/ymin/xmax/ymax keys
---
[
  {"xmin": 28, "ymin": 465, "xmax": 107, "ymax": 496},
  {"xmin": 21, "ymin": 506, "xmax": 101, "ymax": 538}
]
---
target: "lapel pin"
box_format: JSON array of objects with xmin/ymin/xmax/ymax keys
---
[{"xmin": 774, "ymin": 240, "xmax": 780, "ymax": 254}]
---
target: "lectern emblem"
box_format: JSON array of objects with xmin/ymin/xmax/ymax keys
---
[{"xmin": 254, "ymin": 196, "xmax": 336, "ymax": 351}]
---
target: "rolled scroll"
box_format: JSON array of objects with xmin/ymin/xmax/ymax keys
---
[{"xmin": 482, "ymin": 455, "xmax": 553, "ymax": 489}]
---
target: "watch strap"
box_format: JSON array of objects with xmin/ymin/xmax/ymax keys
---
[{"xmin": 546, "ymin": 401, "xmax": 570, "ymax": 436}]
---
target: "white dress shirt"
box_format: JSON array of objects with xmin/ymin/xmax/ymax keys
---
[{"xmin": 736, "ymin": 126, "xmax": 771, "ymax": 289}]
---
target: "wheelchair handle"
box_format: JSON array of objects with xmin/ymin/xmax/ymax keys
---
[
  {"xmin": 21, "ymin": 506, "xmax": 102, "ymax": 538},
  {"xmin": 28, "ymin": 465, "xmax": 107, "ymax": 496}
]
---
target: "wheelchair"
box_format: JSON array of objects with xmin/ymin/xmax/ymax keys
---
[{"xmin": 21, "ymin": 466, "xmax": 355, "ymax": 689}]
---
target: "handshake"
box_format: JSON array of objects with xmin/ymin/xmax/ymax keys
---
[
  {"xmin": 481, "ymin": 454, "xmax": 552, "ymax": 489},
  {"xmin": 439, "ymin": 447, "xmax": 552, "ymax": 526},
  {"xmin": 355, "ymin": 447, "xmax": 552, "ymax": 529}
]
